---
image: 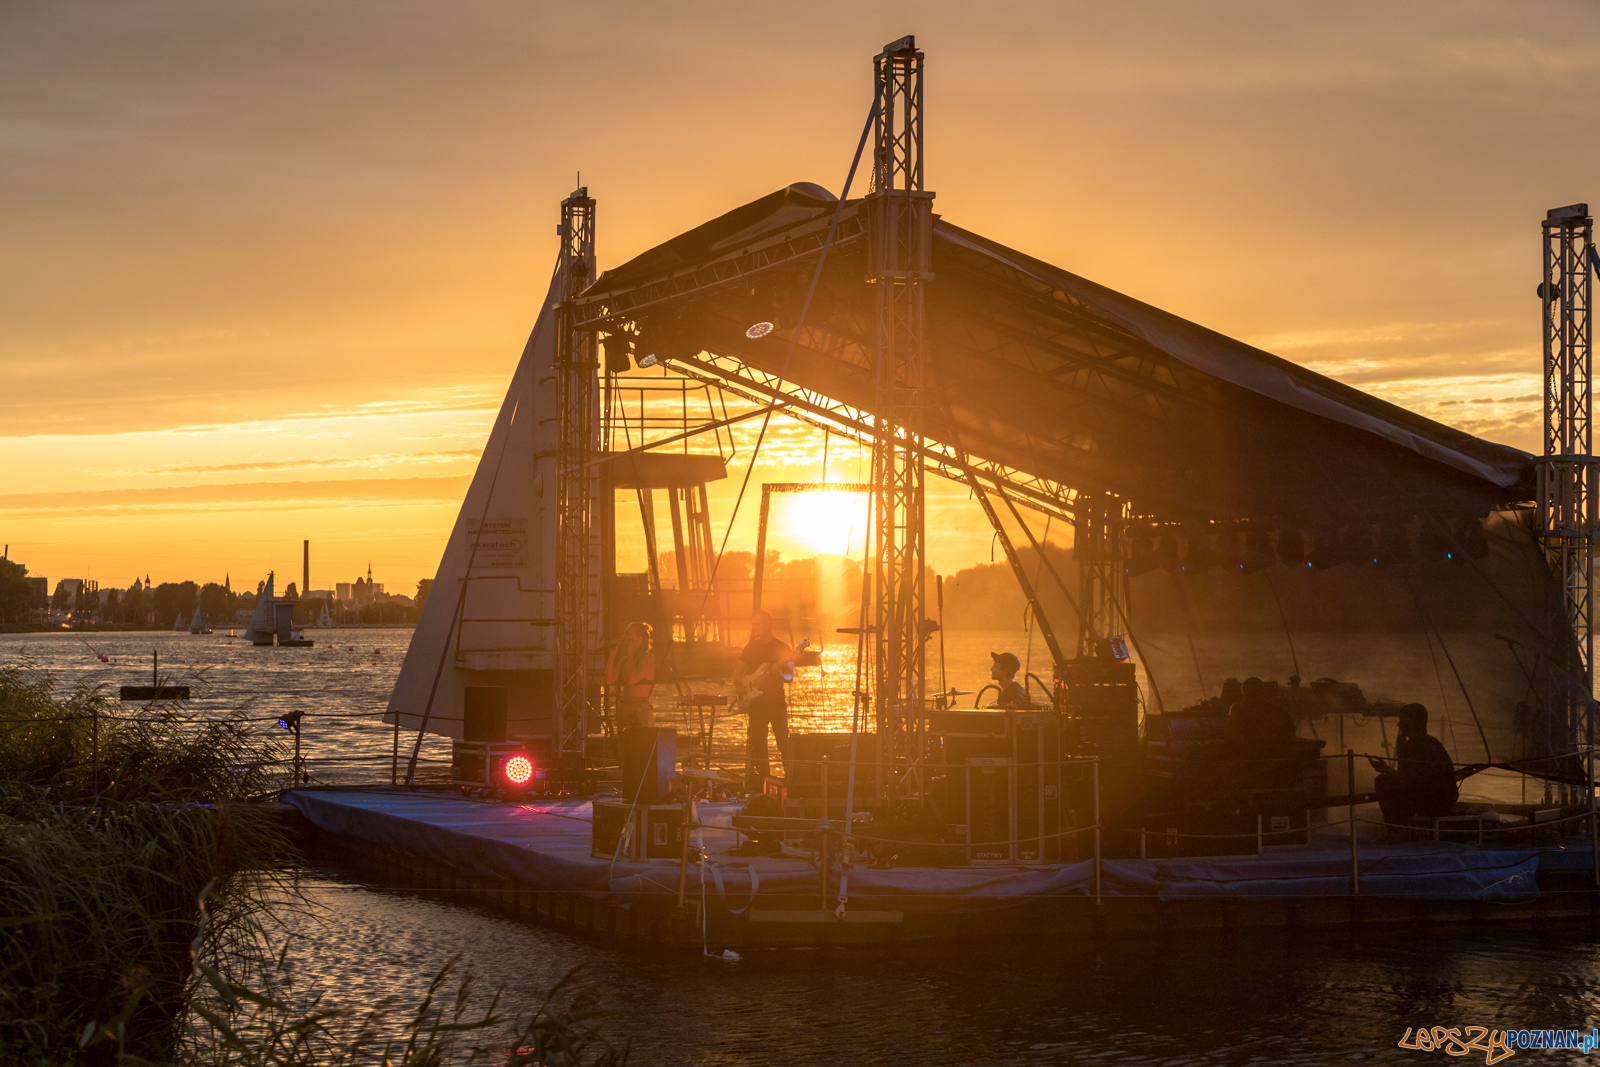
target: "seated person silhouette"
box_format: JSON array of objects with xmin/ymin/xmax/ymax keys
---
[
  {"xmin": 1368, "ymin": 703, "xmax": 1458, "ymax": 829},
  {"xmin": 988, "ymin": 651, "xmax": 1030, "ymax": 709}
]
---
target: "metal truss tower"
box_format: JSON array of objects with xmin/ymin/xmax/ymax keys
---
[
  {"xmin": 866, "ymin": 35, "xmax": 934, "ymax": 790},
  {"xmin": 1074, "ymin": 492, "xmax": 1127, "ymax": 657},
  {"xmin": 1539, "ymin": 203, "xmax": 1599, "ymax": 763},
  {"xmin": 555, "ymin": 188, "xmax": 599, "ymax": 756}
]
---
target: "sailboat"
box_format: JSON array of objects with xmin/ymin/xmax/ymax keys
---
[
  {"xmin": 316, "ymin": 602, "xmax": 334, "ymax": 629},
  {"xmin": 188, "ymin": 609, "xmax": 212, "ymax": 635},
  {"xmin": 241, "ymin": 572, "xmax": 283, "ymax": 646},
  {"xmin": 172, "ymin": 612, "xmax": 186, "ymax": 631}
]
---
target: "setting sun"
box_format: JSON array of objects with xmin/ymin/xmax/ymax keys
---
[{"xmin": 775, "ymin": 489, "xmax": 869, "ymax": 557}]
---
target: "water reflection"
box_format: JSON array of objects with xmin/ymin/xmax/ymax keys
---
[{"xmin": 285, "ymin": 865, "xmax": 1600, "ymax": 1065}]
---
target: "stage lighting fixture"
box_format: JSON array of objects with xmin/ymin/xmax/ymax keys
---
[
  {"xmin": 501, "ymin": 754, "xmax": 535, "ymax": 789},
  {"xmin": 1155, "ymin": 531, "xmax": 1181, "ymax": 572},
  {"xmin": 746, "ymin": 321, "xmax": 775, "ymax": 339},
  {"xmin": 1240, "ymin": 529, "xmax": 1274, "ymax": 573},
  {"xmin": 1455, "ymin": 515, "xmax": 1490, "ymax": 559},
  {"xmin": 1307, "ymin": 527, "xmax": 1344, "ymax": 570},
  {"xmin": 1181, "ymin": 529, "xmax": 1217, "ymax": 574},
  {"xmin": 1342, "ymin": 524, "xmax": 1376, "ymax": 566},
  {"xmin": 1374, "ymin": 521, "xmax": 1413, "ymax": 567},
  {"xmin": 1274, "ymin": 528, "xmax": 1308, "ymax": 568},
  {"xmin": 1214, "ymin": 526, "xmax": 1245, "ymax": 571},
  {"xmin": 1123, "ymin": 536, "xmax": 1159, "ymax": 577},
  {"xmin": 277, "ymin": 710, "xmax": 304, "ymax": 731},
  {"xmin": 601, "ymin": 334, "xmax": 634, "ymax": 374},
  {"xmin": 1417, "ymin": 516, "xmax": 1451, "ymax": 562},
  {"xmin": 637, "ymin": 353, "xmax": 659, "ymax": 368}
]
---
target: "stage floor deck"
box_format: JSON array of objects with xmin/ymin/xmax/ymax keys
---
[{"xmin": 283, "ymin": 787, "xmax": 1600, "ymax": 949}]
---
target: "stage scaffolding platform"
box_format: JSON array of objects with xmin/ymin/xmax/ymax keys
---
[{"xmin": 285, "ymin": 787, "xmax": 1598, "ymax": 951}]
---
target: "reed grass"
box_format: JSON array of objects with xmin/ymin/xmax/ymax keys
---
[
  {"xmin": 0, "ymin": 662, "xmax": 294, "ymax": 1064},
  {"xmin": 0, "ymin": 663, "xmax": 629, "ymax": 1066},
  {"xmin": 183, "ymin": 947, "xmax": 630, "ymax": 1067}
]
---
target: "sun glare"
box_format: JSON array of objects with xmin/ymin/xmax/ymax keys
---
[{"xmin": 782, "ymin": 490, "xmax": 866, "ymax": 557}]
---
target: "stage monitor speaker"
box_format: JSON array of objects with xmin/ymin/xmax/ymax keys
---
[
  {"xmin": 620, "ymin": 726, "xmax": 677, "ymax": 804},
  {"xmin": 463, "ymin": 685, "xmax": 508, "ymax": 743},
  {"xmin": 591, "ymin": 799, "xmax": 686, "ymax": 860}
]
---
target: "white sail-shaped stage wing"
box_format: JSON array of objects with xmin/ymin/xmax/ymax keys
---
[{"xmin": 384, "ymin": 266, "xmax": 601, "ymax": 745}]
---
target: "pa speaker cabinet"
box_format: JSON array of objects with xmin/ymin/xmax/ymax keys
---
[
  {"xmin": 1012, "ymin": 712, "xmax": 1063, "ymax": 862},
  {"xmin": 965, "ymin": 758, "xmax": 1016, "ymax": 864},
  {"xmin": 619, "ymin": 726, "xmax": 676, "ymax": 805},
  {"xmin": 590, "ymin": 798, "xmax": 686, "ymax": 860},
  {"xmin": 1061, "ymin": 657, "xmax": 1138, "ymax": 749}
]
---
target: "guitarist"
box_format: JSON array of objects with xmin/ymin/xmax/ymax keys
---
[{"xmin": 738, "ymin": 610, "xmax": 794, "ymax": 783}]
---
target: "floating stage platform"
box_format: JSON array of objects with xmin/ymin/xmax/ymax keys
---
[{"xmin": 284, "ymin": 788, "xmax": 1600, "ymax": 950}]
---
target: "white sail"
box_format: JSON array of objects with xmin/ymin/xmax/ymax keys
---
[
  {"xmin": 172, "ymin": 612, "xmax": 186, "ymax": 631},
  {"xmin": 243, "ymin": 572, "xmax": 277, "ymax": 646},
  {"xmin": 384, "ymin": 264, "xmax": 601, "ymax": 744},
  {"xmin": 316, "ymin": 602, "xmax": 333, "ymax": 628}
]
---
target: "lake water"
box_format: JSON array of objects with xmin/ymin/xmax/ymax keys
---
[{"xmin": 5, "ymin": 628, "xmax": 1597, "ymax": 1064}]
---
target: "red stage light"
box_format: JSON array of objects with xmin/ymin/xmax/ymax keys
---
[{"xmin": 502, "ymin": 755, "xmax": 534, "ymax": 787}]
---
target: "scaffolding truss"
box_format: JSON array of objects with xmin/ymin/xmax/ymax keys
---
[
  {"xmin": 1538, "ymin": 204, "xmax": 1600, "ymax": 763},
  {"xmin": 866, "ymin": 36, "xmax": 933, "ymax": 789},
  {"xmin": 555, "ymin": 188, "xmax": 599, "ymax": 756}
]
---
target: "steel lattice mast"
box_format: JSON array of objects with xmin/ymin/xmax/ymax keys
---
[
  {"xmin": 867, "ymin": 36, "xmax": 934, "ymax": 792},
  {"xmin": 555, "ymin": 188, "xmax": 598, "ymax": 756},
  {"xmin": 1539, "ymin": 204, "xmax": 1599, "ymax": 770},
  {"xmin": 1074, "ymin": 492, "xmax": 1128, "ymax": 657}
]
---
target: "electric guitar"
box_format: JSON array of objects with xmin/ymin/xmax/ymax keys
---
[
  {"xmin": 735, "ymin": 640, "xmax": 806, "ymax": 711},
  {"xmin": 735, "ymin": 662, "xmax": 776, "ymax": 712}
]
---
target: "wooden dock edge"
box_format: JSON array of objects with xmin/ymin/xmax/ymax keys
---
[{"xmin": 300, "ymin": 826, "xmax": 1600, "ymax": 951}]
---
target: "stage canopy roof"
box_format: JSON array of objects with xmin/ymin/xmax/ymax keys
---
[{"xmin": 577, "ymin": 184, "xmax": 1533, "ymax": 527}]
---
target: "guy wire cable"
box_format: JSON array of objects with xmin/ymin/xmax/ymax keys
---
[{"xmin": 691, "ymin": 83, "xmax": 883, "ymax": 621}]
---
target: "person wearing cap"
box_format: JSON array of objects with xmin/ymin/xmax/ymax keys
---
[
  {"xmin": 1368, "ymin": 703, "xmax": 1458, "ymax": 830},
  {"xmin": 989, "ymin": 651, "xmax": 1030, "ymax": 709}
]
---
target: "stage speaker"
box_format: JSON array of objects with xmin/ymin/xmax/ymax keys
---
[
  {"xmin": 1012, "ymin": 712, "xmax": 1063, "ymax": 862},
  {"xmin": 620, "ymin": 726, "xmax": 677, "ymax": 804},
  {"xmin": 591, "ymin": 799, "xmax": 686, "ymax": 860},
  {"xmin": 463, "ymin": 685, "xmax": 508, "ymax": 743},
  {"xmin": 965, "ymin": 758, "xmax": 1016, "ymax": 863}
]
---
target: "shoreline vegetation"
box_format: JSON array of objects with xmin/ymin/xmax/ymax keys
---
[{"xmin": 0, "ymin": 663, "xmax": 628, "ymax": 1066}]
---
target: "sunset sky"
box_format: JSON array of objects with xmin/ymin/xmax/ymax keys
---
[{"xmin": 6, "ymin": 1, "xmax": 1600, "ymax": 594}]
